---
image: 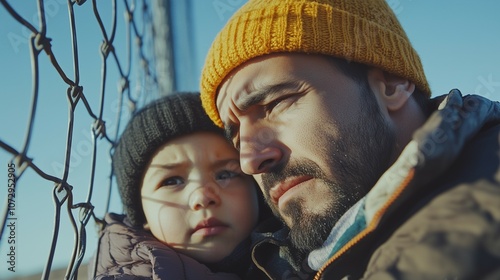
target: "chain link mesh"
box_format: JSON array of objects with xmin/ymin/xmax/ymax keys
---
[{"xmin": 0, "ymin": 0, "xmax": 159, "ymax": 278}]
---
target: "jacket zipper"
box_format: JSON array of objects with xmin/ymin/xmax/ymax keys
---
[{"xmin": 313, "ymin": 168, "xmax": 415, "ymax": 280}]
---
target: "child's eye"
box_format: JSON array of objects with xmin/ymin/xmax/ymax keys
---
[
  {"xmin": 160, "ymin": 176, "xmax": 184, "ymax": 187},
  {"xmin": 215, "ymin": 170, "xmax": 239, "ymax": 181}
]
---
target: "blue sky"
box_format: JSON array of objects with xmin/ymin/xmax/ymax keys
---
[{"xmin": 1, "ymin": 0, "xmax": 499, "ymax": 278}]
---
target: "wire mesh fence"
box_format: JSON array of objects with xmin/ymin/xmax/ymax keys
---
[{"xmin": 0, "ymin": 0, "xmax": 159, "ymax": 279}]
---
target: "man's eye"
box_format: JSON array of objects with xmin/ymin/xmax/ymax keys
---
[
  {"xmin": 160, "ymin": 176, "xmax": 184, "ymax": 187},
  {"xmin": 265, "ymin": 95, "xmax": 293, "ymax": 114},
  {"xmin": 266, "ymin": 98, "xmax": 283, "ymax": 112}
]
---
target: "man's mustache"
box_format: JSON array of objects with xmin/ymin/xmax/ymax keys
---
[{"xmin": 260, "ymin": 159, "xmax": 327, "ymax": 196}]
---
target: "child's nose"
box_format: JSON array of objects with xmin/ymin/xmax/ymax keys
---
[{"xmin": 189, "ymin": 182, "xmax": 221, "ymax": 210}]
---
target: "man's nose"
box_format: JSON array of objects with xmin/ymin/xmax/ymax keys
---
[{"xmin": 239, "ymin": 126, "xmax": 282, "ymax": 175}]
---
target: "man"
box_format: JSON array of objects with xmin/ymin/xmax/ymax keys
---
[{"xmin": 200, "ymin": 0, "xmax": 500, "ymax": 279}]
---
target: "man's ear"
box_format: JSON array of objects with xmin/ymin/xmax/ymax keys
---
[{"xmin": 368, "ymin": 68, "xmax": 415, "ymax": 112}]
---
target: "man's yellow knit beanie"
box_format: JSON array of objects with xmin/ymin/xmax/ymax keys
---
[{"xmin": 200, "ymin": 0, "xmax": 430, "ymax": 127}]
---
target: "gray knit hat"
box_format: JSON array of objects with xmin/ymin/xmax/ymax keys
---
[{"xmin": 112, "ymin": 92, "xmax": 223, "ymax": 227}]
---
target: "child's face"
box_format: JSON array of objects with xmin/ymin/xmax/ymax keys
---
[{"xmin": 141, "ymin": 132, "xmax": 259, "ymax": 263}]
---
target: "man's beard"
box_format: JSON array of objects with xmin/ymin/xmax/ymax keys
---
[
  {"xmin": 260, "ymin": 86, "xmax": 396, "ymax": 253},
  {"xmin": 283, "ymin": 193, "xmax": 336, "ymax": 254},
  {"xmin": 261, "ymin": 161, "xmax": 365, "ymax": 253}
]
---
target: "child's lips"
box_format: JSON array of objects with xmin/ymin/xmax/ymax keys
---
[{"xmin": 192, "ymin": 217, "xmax": 229, "ymax": 237}]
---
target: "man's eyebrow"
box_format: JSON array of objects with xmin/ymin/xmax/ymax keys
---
[{"xmin": 236, "ymin": 80, "xmax": 303, "ymax": 111}]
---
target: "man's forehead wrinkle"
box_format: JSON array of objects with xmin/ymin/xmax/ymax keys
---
[{"xmin": 236, "ymin": 80, "xmax": 304, "ymax": 111}]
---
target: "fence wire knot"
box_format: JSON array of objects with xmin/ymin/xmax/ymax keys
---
[
  {"xmin": 34, "ymin": 32, "xmax": 52, "ymax": 52},
  {"xmin": 92, "ymin": 120, "xmax": 106, "ymax": 139},
  {"xmin": 100, "ymin": 41, "xmax": 114, "ymax": 58},
  {"xmin": 54, "ymin": 182, "xmax": 72, "ymax": 206},
  {"xmin": 14, "ymin": 154, "xmax": 31, "ymax": 177},
  {"xmin": 70, "ymin": 85, "xmax": 83, "ymax": 98},
  {"xmin": 74, "ymin": 202, "xmax": 94, "ymax": 225}
]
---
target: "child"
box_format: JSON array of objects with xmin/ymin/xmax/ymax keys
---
[{"xmin": 91, "ymin": 92, "xmax": 271, "ymax": 279}]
